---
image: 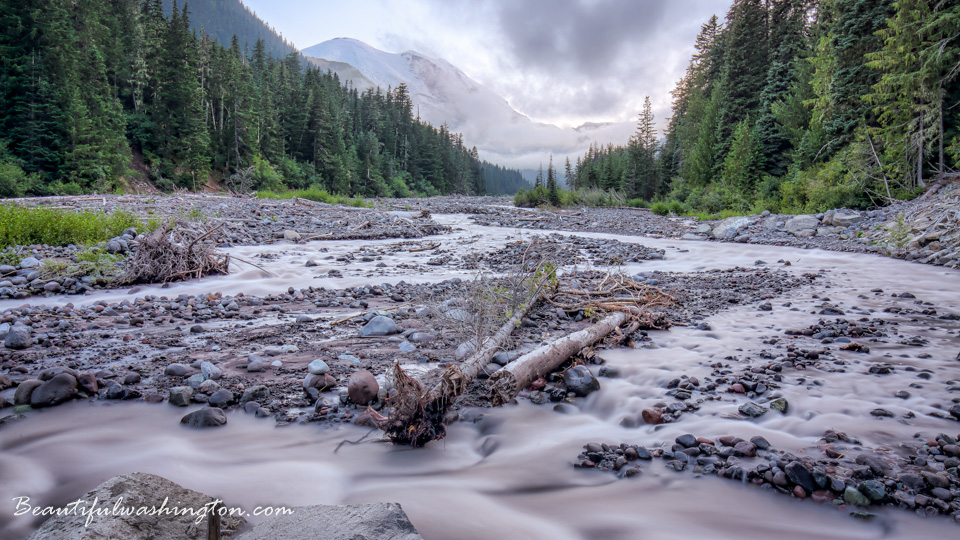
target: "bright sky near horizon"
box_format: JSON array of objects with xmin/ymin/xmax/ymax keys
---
[{"xmin": 241, "ymin": 0, "xmax": 732, "ymax": 130}]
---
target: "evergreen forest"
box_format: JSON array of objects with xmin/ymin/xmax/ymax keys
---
[
  {"xmin": 0, "ymin": 0, "xmax": 528, "ymax": 198},
  {"xmin": 570, "ymin": 0, "xmax": 960, "ymax": 213}
]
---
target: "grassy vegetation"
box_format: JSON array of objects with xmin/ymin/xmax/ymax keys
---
[
  {"xmin": 0, "ymin": 205, "xmax": 145, "ymax": 249},
  {"xmin": 515, "ymin": 187, "xmax": 633, "ymax": 208},
  {"xmin": 256, "ymin": 186, "xmax": 370, "ymax": 207}
]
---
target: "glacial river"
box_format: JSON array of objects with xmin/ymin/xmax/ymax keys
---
[{"xmin": 1, "ymin": 215, "xmax": 959, "ymax": 539}]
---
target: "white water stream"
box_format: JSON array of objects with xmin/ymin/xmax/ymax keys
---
[{"xmin": 1, "ymin": 215, "xmax": 959, "ymax": 539}]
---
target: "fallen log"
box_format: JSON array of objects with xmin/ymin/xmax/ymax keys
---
[
  {"xmin": 382, "ymin": 272, "xmax": 549, "ymax": 446},
  {"xmin": 488, "ymin": 311, "xmax": 629, "ymax": 406}
]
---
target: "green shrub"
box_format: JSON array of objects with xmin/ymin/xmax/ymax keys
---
[
  {"xmin": 650, "ymin": 201, "xmax": 669, "ymax": 216},
  {"xmin": 514, "ymin": 186, "xmax": 549, "ymax": 207},
  {"xmin": 0, "ymin": 206, "xmax": 145, "ymax": 249},
  {"xmin": 667, "ymin": 200, "xmax": 686, "ymax": 215},
  {"xmin": 389, "ymin": 175, "xmax": 413, "ymax": 198},
  {"xmin": 626, "ymin": 198, "xmax": 650, "ymax": 208}
]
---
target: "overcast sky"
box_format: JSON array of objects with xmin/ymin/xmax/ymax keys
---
[{"xmin": 242, "ymin": 0, "xmax": 732, "ymax": 130}]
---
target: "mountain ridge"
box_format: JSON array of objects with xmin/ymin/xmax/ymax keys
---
[{"xmin": 301, "ymin": 38, "xmax": 634, "ymax": 169}]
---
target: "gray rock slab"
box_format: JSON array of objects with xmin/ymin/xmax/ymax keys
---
[
  {"xmin": 237, "ymin": 502, "xmax": 421, "ymax": 540},
  {"xmin": 26, "ymin": 472, "xmax": 245, "ymax": 539}
]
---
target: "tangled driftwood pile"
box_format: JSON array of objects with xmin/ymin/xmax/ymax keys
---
[{"xmin": 121, "ymin": 221, "xmax": 230, "ymax": 284}]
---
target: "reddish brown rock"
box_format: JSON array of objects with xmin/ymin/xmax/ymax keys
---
[
  {"xmin": 641, "ymin": 408, "xmax": 664, "ymax": 425},
  {"xmin": 793, "ymin": 485, "xmax": 807, "ymax": 498},
  {"xmin": 347, "ymin": 370, "xmax": 379, "ymax": 405},
  {"xmin": 527, "ymin": 377, "xmax": 547, "ymax": 391},
  {"xmin": 76, "ymin": 372, "xmax": 98, "ymax": 394}
]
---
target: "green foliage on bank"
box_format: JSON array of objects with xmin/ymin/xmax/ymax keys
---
[
  {"xmin": 0, "ymin": 206, "xmax": 144, "ymax": 249},
  {"xmin": 256, "ymin": 187, "xmax": 370, "ymax": 207}
]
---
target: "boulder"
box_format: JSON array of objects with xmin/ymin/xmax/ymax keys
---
[
  {"xmin": 359, "ymin": 315, "xmax": 399, "ymax": 337},
  {"xmin": 200, "ymin": 361, "xmax": 221, "ymax": 380},
  {"xmin": 30, "ymin": 373, "xmax": 78, "ymax": 407},
  {"xmin": 307, "ymin": 358, "xmax": 330, "ymax": 375},
  {"xmin": 303, "ymin": 373, "xmax": 337, "ymax": 392},
  {"xmin": 240, "ymin": 385, "xmax": 269, "ymax": 406},
  {"xmin": 237, "ymin": 502, "xmax": 421, "ymax": 540},
  {"xmin": 762, "ymin": 216, "xmax": 782, "ymax": 231},
  {"xmin": 207, "ymin": 389, "xmax": 234, "ymax": 408},
  {"xmin": 283, "ymin": 230, "xmax": 302, "ymax": 241},
  {"xmin": 832, "ymin": 210, "xmax": 864, "ymax": 227},
  {"xmin": 168, "ymin": 386, "xmax": 193, "ymax": 406},
  {"xmin": 562, "ymin": 365, "xmax": 600, "ymax": 397},
  {"xmin": 408, "ymin": 332, "xmax": 437, "ymax": 343},
  {"xmin": 180, "ymin": 407, "xmax": 227, "ymax": 428},
  {"xmin": 784, "ymin": 214, "xmax": 820, "ymax": 235},
  {"xmin": 347, "ymin": 370, "xmax": 379, "ymax": 404},
  {"xmin": 738, "ymin": 401, "xmax": 767, "ymax": 417},
  {"xmin": 712, "ymin": 216, "xmax": 751, "ymax": 239},
  {"xmin": 19, "ymin": 256, "xmax": 40, "ymax": 269},
  {"xmin": 4, "ymin": 324, "xmax": 32, "ymax": 349},
  {"xmin": 164, "ymin": 363, "xmax": 194, "ymax": 377},
  {"xmin": 26, "ymin": 472, "xmax": 245, "ymax": 539},
  {"xmin": 14, "ymin": 379, "xmax": 44, "ymax": 406}
]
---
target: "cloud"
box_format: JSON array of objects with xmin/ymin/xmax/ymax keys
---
[
  {"xmin": 496, "ymin": 0, "xmax": 669, "ymax": 78},
  {"xmin": 243, "ymin": 0, "xmax": 732, "ymax": 166}
]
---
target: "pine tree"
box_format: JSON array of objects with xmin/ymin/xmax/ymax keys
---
[
  {"xmin": 721, "ymin": 120, "xmax": 762, "ymax": 210},
  {"xmin": 754, "ymin": 0, "xmax": 811, "ymax": 176},
  {"xmin": 867, "ymin": 0, "xmax": 960, "ymax": 186},
  {"xmin": 714, "ymin": 0, "xmax": 770, "ymax": 162},
  {"xmin": 546, "ymin": 155, "xmax": 559, "ymax": 206},
  {"xmin": 813, "ymin": 0, "xmax": 893, "ymax": 160}
]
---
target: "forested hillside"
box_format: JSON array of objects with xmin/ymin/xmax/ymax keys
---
[
  {"xmin": 572, "ymin": 0, "xmax": 960, "ymax": 213},
  {"xmin": 0, "ymin": 0, "xmax": 526, "ymax": 198},
  {"xmin": 160, "ymin": 0, "xmax": 296, "ymax": 59}
]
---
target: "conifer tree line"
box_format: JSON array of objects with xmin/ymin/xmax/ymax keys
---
[
  {"xmin": 572, "ymin": 0, "xmax": 960, "ymax": 213},
  {"xmin": 0, "ymin": 0, "xmax": 527, "ymax": 198}
]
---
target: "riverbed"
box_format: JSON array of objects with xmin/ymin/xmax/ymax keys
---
[{"xmin": 1, "ymin": 214, "xmax": 959, "ymax": 539}]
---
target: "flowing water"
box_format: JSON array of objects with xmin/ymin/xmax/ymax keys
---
[{"xmin": 1, "ymin": 215, "xmax": 959, "ymax": 539}]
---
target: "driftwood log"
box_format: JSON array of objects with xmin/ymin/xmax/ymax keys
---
[
  {"xmin": 382, "ymin": 277, "xmax": 545, "ymax": 446},
  {"xmin": 488, "ymin": 311, "xmax": 629, "ymax": 406}
]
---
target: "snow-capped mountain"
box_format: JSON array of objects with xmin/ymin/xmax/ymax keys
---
[{"xmin": 301, "ymin": 38, "xmax": 634, "ymax": 170}]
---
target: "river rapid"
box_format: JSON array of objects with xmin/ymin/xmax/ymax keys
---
[{"xmin": 1, "ymin": 215, "xmax": 959, "ymax": 539}]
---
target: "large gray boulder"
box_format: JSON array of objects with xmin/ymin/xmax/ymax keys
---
[
  {"xmin": 711, "ymin": 216, "xmax": 751, "ymax": 239},
  {"xmin": 4, "ymin": 324, "xmax": 32, "ymax": 349},
  {"xmin": 784, "ymin": 214, "xmax": 820, "ymax": 235},
  {"xmin": 832, "ymin": 210, "xmax": 864, "ymax": 227},
  {"xmin": 180, "ymin": 407, "xmax": 227, "ymax": 428},
  {"xmin": 359, "ymin": 315, "xmax": 399, "ymax": 337},
  {"xmin": 26, "ymin": 472, "xmax": 245, "ymax": 539},
  {"xmin": 238, "ymin": 502, "xmax": 422, "ymax": 540}
]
